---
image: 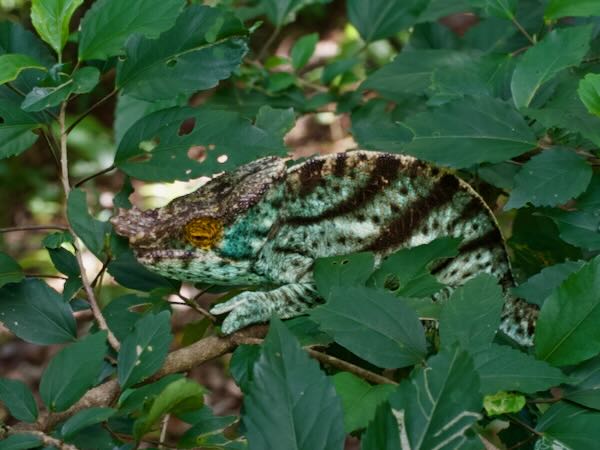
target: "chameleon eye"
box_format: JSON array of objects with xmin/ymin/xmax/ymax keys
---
[{"xmin": 184, "ymin": 217, "xmax": 223, "ymax": 249}]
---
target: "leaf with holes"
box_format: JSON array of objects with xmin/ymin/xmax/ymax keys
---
[
  {"xmin": 511, "ymin": 25, "xmax": 593, "ymax": 109},
  {"xmin": 118, "ymin": 311, "xmax": 173, "ymax": 389},
  {"xmin": 78, "ymin": 0, "xmax": 185, "ymax": 61},
  {"xmin": 116, "ymin": 5, "xmax": 248, "ymax": 101},
  {"xmin": 114, "ymin": 106, "xmax": 287, "ymax": 182}
]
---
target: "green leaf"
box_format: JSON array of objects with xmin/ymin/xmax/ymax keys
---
[
  {"xmin": 22, "ymin": 66, "xmax": 101, "ymax": 112},
  {"xmin": 525, "ymin": 77, "xmax": 600, "ymax": 147},
  {"xmin": 255, "ymin": 105, "xmax": 295, "ymax": 139},
  {"xmin": 118, "ymin": 374, "xmax": 183, "ymax": 415},
  {"xmin": 0, "ymin": 378, "xmax": 38, "ymax": 422},
  {"xmin": 242, "ymin": 317, "xmax": 345, "ymax": 450},
  {"xmin": 348, "ymin": 0, "xmax": 426, "ymax": 42},
  {"xmin": 400, "ymin": 95, "xmax": 536, "ymax": 167},
  {"xmin": 30, "ymin": 0, "xmax": 84, "ymax": 56},
  {"xmin": 230, "ymin": 344, "xmax": 261, "ymax": 392},
  {"xmin": 468, "ymin": 0, "xmax": 517, "ymax": 19},
  {"xmin": 267, "ymin": 72, "xmax": 296, "ymax": 92},
  {"xmin": 178, "ymin": 406, "xmax": 238, "ymax": 448},
  {"xmin": 474, "ymin": 344, "xmax": 569, "ymax": 394},
  {"xmin": 0, "ymin": 87, "xmax": 47, "ymax": 158},
  {"xmin": 439, "ymin": 274, "xmax": 504, "ymax": 351},
  {"xmin": 505, "ymin": 148, "xmax": 593, "ymax": 210},
  {"xmin": 107, "ymin": 249, "xmax": 176, "ymax": 292},
  {"xmin": 67, "ymin": 188, "xmax": 111, "ymax": 258},
  {"xmin": 0, "ymin": 279, "xmax": 76, "ymax": 344},
  {"xmin": 544, "ymin": 208, "xmax": 600, "ymax": 251},
  {"xmin": 536, "ymin": 255, "xmax": 600, "ymax": 366},
  {"xmin": 361, "ymin": 50, "xmax": 473, "ymax": 101},
  {"xmin": 48, "ymin": 247, "xmax": 79, "ymax": 277},
  {"xmin": 40, "ymin": 331, "xmax": 107, "ymax": 411},
  {"xmin": 546, "ymin": 0, "xmax": 600, "ymax": 19},
  {"xmin": 78, "ymin": 0, "xmax": 186, "ymax": 61},
  {"xmin": 291, "ymin": 33, "xmax": 318, "ymax": 70},
  {"xmin": 360, "ymin": 402, "xmax": 401, "ymax": 450},
  {"xmin": 564, "ymin": 354, "xmax": 600, "ymax": 410},
  {"xmin": 0, "ymin": 54, "xmax": 45, "ymax": 85},
  {"xmin": 133, "ymin": 378, "xmax": 204, "ymax": 440},
  {"xmin": 118, "ymin": 311, "xmax": 173, "ymax": 389},
  {"xmin": 369, "ymin": 237, "xmax": 460, "ymax": 298},
  {"xmin": 310, "ymin": 285, "xmax": 427, "ymax": 368},
  {"xmin": 116, "ymin": 5, "xmax": 247, "ymax": 101},
  {"xmin": 42, "ymin": 230, "xmax": 74, "ymax": 249},
  {"xmin": 511, "ymin": 25, "xmax": 593, "ymax": 109},
  {"xmin": 511, "ymin": 260, "xmax": 585, "ymax": 307},
  {"xmin": 103, "ymin": 294, "xmax": 166, "ymax": 341},
  {"xmin": 578, "ymin": 73, "xmax": 600, "ymax": 116},
  {"xmin": 0, "ymin": 434, "xmax": 42, "ymax": 450},
  {"xmin": 261, "ymin": 0, "xmax": 318, "ymax": 26},
  {"xmin": 0, "ymin": 251, "xmax": 24, "ymax": 287},
  {"xmin": 389, "ymin": 346, "xmax": 481, "ymax": 450},
  {"xmin": 114, "ymin": 106, "xmax": 287, "ymax": 182},
  {"xmin": 313, "ymin": 252, "xmax": 375, "ymax": 298},
  {"xmin": 483, "ymin": 391, "xmax": 525, "ymax": 416},
  {"xmin": 350, "ymin": 99, "xmax": 415, "ymax": 151},
  {"xmin": 60, "ymin": 407, "xmax": 115, "ymax": 438},
  {"xmin": 536, "ymin": 402, "xmax": 600, "ymax": 449},
  {"xmin": 332, "ymin": 372, "xmax": 395, "ymax": 433}
]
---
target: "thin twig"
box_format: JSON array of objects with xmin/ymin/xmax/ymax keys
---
[
  {"xmin": 41, "ymin": 129, "xmax": 61, "ymax": 168},
  {"xmin": 177, "ymin": 292, "xmax": 216, "ymax": 322},
  {"xmin": 159, "ymin": 414, "xmax": 170, "ymax": 449},
  {"xmin": 0, "ymin": 225, "xmax": 68, "ymax": 233},
  {"xmin": 91, "ymin": 257, "xmax": 111, "ymax": 288},
  {"xmin": 236, "ymin": 337, "xmax": 397, "ymax": 385},
  {"xmin": 26, "ymin": 273, "xmax": 68, "ymax": 280},
  {"xmin": 511, "ymin": 17, "xmax": 535, "ymax": 44},
  {"xmin": 257, "ymin": 26, "xmax": 281, "ymax": 60},
  {"xmin": 58, "ymin": 101, "xmax": 120, "ymax": 352},
  {"xmin": 74, "ymin": 164, "xmax": 116, "ymax": 188},
  {"xmin": 65, "ymin": 89, "xmax": 117, "ymax": 135}
]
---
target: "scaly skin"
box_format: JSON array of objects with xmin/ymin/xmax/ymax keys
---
[{"xmin": 111, "ymin": 151, "xmax": 538, "ymax": 345}]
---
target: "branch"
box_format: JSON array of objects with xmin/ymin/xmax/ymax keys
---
[
  {"xmin": 58, "ymin": 102, "xmax": 120, "ymax": 353},
  {"xmin": 4, "ymin": 428, "xmax": 79, "ymax": 450},
  {"xmin": 257, "ymin": 26, "xmax": 281, "ymax": 60},
  {"xmin": 0, "ymin": 225, "xmax": 68, "ymax": 233},
  {"xmin": 37, "ymin": 325, "xmax": 269, "ymax": 431}
]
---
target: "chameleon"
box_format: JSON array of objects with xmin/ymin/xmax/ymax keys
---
[{"xmin": 111, "ymin": 150, "xmax": 538, "ymax": 346}]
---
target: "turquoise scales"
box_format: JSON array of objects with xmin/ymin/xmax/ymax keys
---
[{"xmin": 111, "ymin": 151, "xmax": 538, "ymax": 345}]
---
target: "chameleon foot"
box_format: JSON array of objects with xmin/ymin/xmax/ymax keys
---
[{"xmin": 210, "ymin": 284, "xmax": 318, "ymax": 334}]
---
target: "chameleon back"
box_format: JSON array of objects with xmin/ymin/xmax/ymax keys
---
[{"xmin": 251, "ymin": 151, "xmax": 537, "ymax": 345}]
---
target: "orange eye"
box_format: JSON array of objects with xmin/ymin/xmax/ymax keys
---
[{"xmin": 184, "ymin": 217, "xmax": 223, "ymax": 249}]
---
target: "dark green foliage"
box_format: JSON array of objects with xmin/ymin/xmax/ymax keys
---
[{"xmin": 1, "ymin": 0, "xmax": 600, "ymax": 448}]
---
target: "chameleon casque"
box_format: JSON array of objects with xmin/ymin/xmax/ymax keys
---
[{"xmin": 111, "ymin": 150, "xmax": 538, "ymax": 346}]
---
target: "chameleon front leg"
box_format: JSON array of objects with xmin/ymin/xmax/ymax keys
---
[{"xmin": 210, "ymin": 283, "xmax": 319, "ymax": 334}]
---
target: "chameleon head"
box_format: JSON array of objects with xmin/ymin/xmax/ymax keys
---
[{"xmin": 110, "ymin": 156, "xmax": 287, "ymax": 282}]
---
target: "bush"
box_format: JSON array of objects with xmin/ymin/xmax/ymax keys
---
[{"xmin": 1, "ymin": 0, "xmax": 600, "ymax": 449}]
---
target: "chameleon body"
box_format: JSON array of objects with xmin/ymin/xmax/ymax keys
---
[{"xmin": 111, "ymin": 151, "xmax": 538, "ymax": 345}]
